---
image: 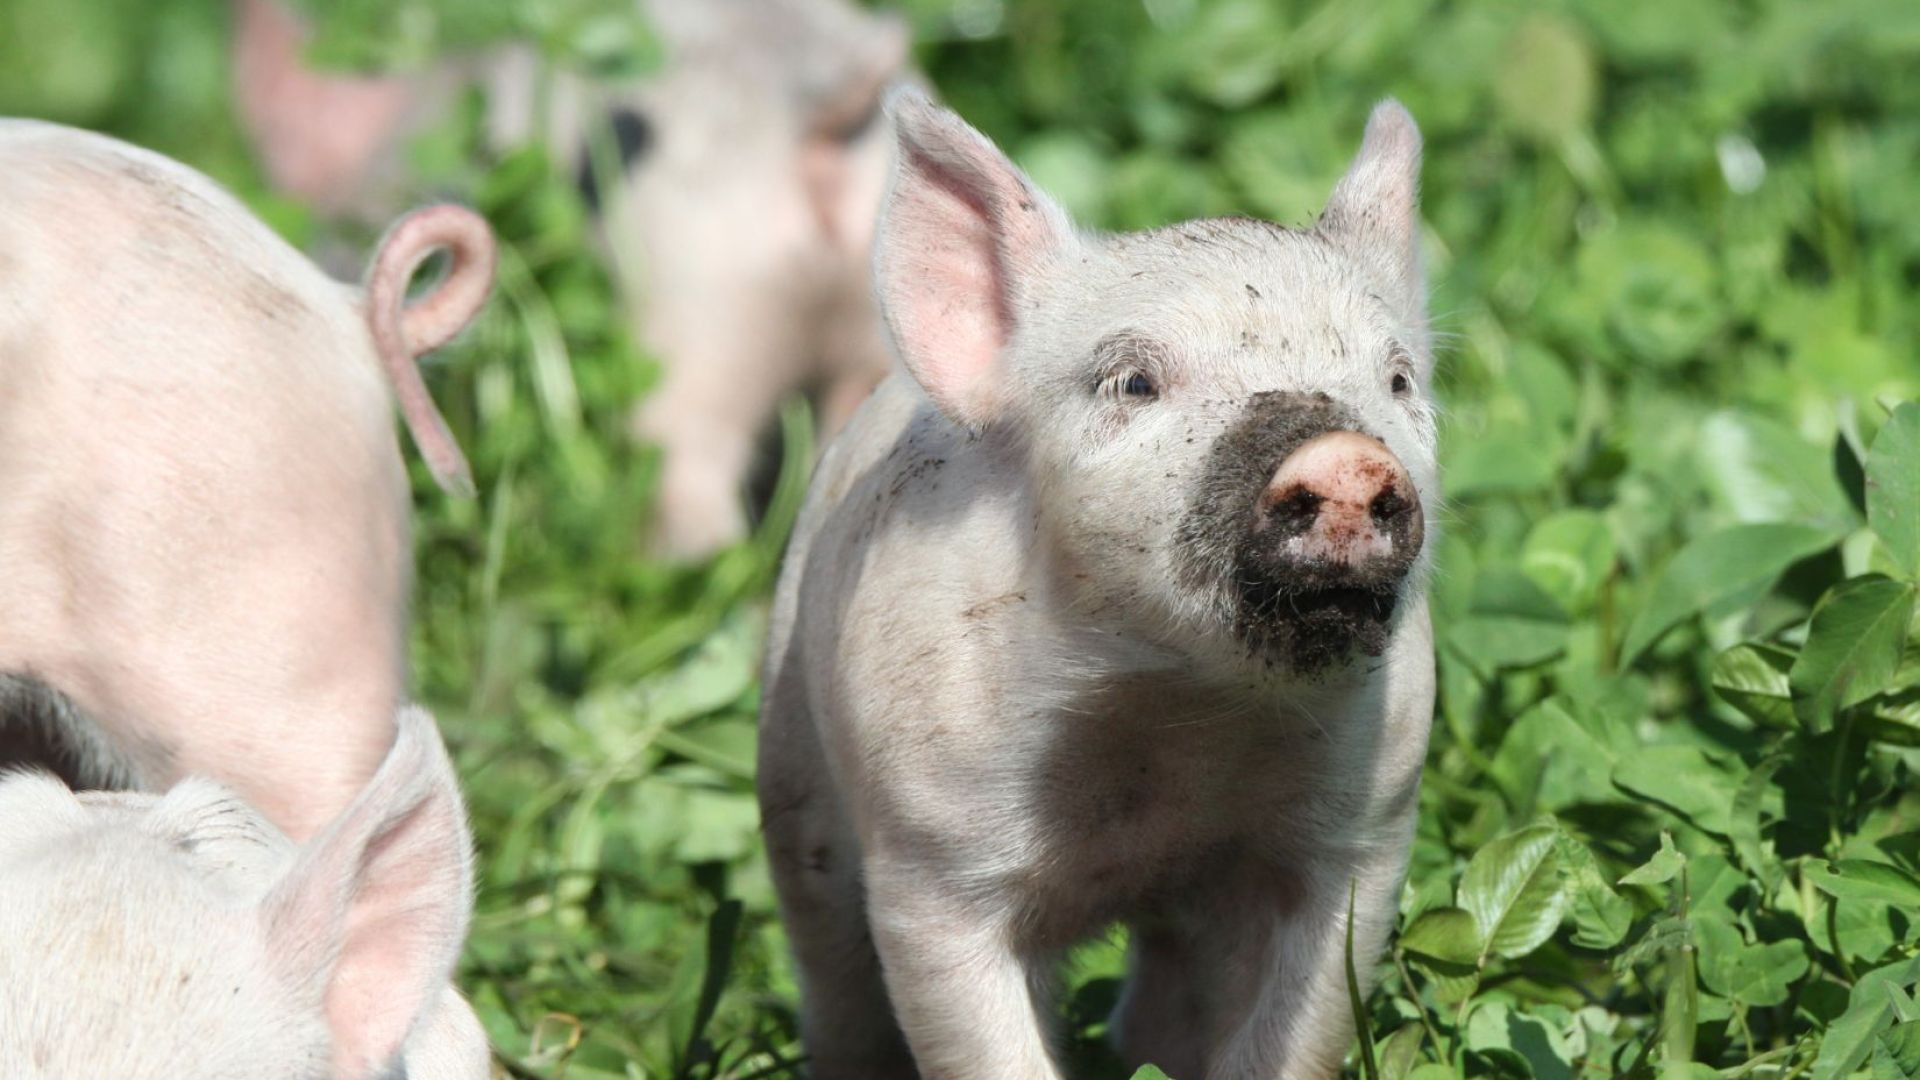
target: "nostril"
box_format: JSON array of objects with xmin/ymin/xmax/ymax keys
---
[
  {"xmin": 1370, "ymin": 489, "xmax": 1407, "ymax": 525},
  {"xmin": 1261, "ymin": 486, "xmax": 1323, "ymax": 535}
]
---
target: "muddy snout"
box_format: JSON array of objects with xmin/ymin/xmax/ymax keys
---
[
  {"xmin": 1255, "ymin": 431, "xmax": 1423, "ymax": 571},
  {"xmin": 1179, "ymin": 392, "xmax": 1426, "ymax": 668}
]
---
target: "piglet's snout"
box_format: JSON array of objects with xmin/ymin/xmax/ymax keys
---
[{"xmin": 1256, "ymin": 431, "xmax": 1423, "ymax": 567}]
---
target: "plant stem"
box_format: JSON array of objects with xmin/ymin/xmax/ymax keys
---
[
  {"xmin": 1393, "ymin": 948, "xmax": 1450, "ymax": 1060},
  {"xmin": 1825, "ymin": 896, "xmax": 1858, "ymax": 985}
]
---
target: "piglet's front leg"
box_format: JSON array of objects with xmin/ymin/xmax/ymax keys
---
[
  {"xmin": 1202, "ymin": 845, "xmax": 1413, "ymax": 1080},
  {"xmin": 865, "ymin": 856, "xmax": 1066, "ymax": 1080}
]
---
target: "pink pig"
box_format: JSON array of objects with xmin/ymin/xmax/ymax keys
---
[
  {"xmin": 0, "ymin": 706, "xmax": 489, "ymax": 1078},
  {"xmin": 0, "ymin": 117, "xmax": 490, "ymax": 844},
  {"xmin": 230, "ymin": 0, "xmax": 912, "ymax": 556}
]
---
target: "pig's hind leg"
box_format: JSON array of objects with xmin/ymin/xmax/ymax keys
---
[{"xmin": 757, "ymin": 661, "xmax": 917, "ymax": 1078}]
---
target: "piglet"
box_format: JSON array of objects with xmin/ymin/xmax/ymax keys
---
[
  {"xmin": 0, "ymin": 118, "xmax": 489, "ymax": 843},
  {"xmin": 759, "ymin": 92, "xmax": 1439, "ymax": 1079},
  {"xmin": 0, "ymin": 706, "xmax": 488, "ymax": 1078},
  {"xmin": 230, "ymin": 0, "xmax": 912, "ymax": 557}
]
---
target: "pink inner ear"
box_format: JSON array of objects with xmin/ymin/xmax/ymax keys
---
[
  {"xmin": 323, "ymin": 805, "xmax": 467, "ymax": 1076},
  {"xmin": 881, "ymin": 144, "xmax": 1016, "ymax": 427},
  {"xmin": 262, "ymin": 709, "xmax": 473, "ymax": 1077}
]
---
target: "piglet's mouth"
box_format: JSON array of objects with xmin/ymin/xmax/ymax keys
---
[
  {"xmin": 1233, "ymin": 571, "xmax": 1403, "ymax": 673},
  {"xmin": 1243, "ymin": 581, "xmax": 1399, "ymax": 626}
]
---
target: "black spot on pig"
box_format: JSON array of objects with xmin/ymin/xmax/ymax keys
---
[
  {"xmin": 575, "ymin": 107, "xmax": 655, "ymax": 212},
  {"xmin": 1174, "ymin": 392, "xmax": 1419, "ymax": 673}
]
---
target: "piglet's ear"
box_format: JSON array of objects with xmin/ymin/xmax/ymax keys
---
[
  {"xmin": 1319, "ymin": 99, "xmax": 1426, "ymax": 316},
  {"xmin": 264, "ymin": 707, "xmax": 475, "ymax": 1079},
  {"xmin": 875, "ymin": 88, "xmax": 1073, "ymax": 429}
]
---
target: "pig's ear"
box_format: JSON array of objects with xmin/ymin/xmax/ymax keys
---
[
  {"xmin": 263, "ymin": 707, "xmax": 474, "ymax": 1078},
  {"xmin": 875, "ymin": 88, "xmax": 1073, "ymax": 429},
  {"xmin": 1319, "ymin": 99, "xmax": 1425, "ymax": 314}
]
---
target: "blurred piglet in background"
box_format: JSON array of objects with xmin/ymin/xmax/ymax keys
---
[
  {"xmin": 0, "ymin": 707, "xmax": 488, "ymax": 1079},
  {"xmin": 234, "ymin": 0, "xmax": 914, "ymax": 556},
  {"xmin": 0, "ymin": 118, "xmax": 487, "ymax": 841}
]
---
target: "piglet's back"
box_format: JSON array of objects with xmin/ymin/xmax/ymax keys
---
[
  {"xmin": 0, "ymin": 119, "xmax": 388, "ymax": 416},
  {"xmin": 0, "ymin": 119, "xmax": 412, "ymax": 821}
]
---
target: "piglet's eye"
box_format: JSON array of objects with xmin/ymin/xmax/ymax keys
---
[
  {"xmin": 1122, "ymin": 372, "xmax": 1156, "ymax": 397},
  {"xmin": 1390, "ymin": 372, "xmax": 1411, "ymax": 395}
]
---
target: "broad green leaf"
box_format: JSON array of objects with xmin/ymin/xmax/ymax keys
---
[
  {"xmin": 1447, "ymin": 426, "xmax": 1562, "ymax": 496},
  {"xmin": 1491, "ymin": 700, "xmax": 1621, "ymax": 812},
  {"xmin": 1711, "ymin": 642, "xmax": 1798, "ymax": 730},
  {"xmin": 1473, "ymin": 567, "xmax": 1572, "ymax": 622},
  {"xmin": 655, "ymin": 717, "xmax": 757, "ymax": 779},
  {"xmin": 1567, "ymin": 884, "xmax": 1632, "ymax": 952},
  {"xmin": 1447, "ymin": 616, "xmax": 1570, "ymax": 672},
  {"xmin": 1868, "ymin": 403, "xmax": 1920, "ymax": 578},
  {"xmin": 1805, "ymin": 859, "xmax": 1920, "ymax": 907},
  {"xmin": 1459, "ymin": 824, "xmax": 1572, "ymax": 962},
  {"xmin": 1804, "ymin": 890, "xmax": 1906, "ymax": 969},
  {"xmin": 1866, "ymin": 688, "xmax": 1920, "ymax": 746},
  {"xmin": 1400, "ymin": 907, "xmax": 1484, "ymax": 966},
  {"xmin": 1728, "ymin": 756, "xmax": 1786, "ymax": 885},
  {"xmin": 1521, "ymin": 510, "xmax": 1618, "ymax": 615},
  {"xmin": 1693, "ymin": 914, "xmax": 1809, "ymax": 1007},
  {"xmin": 1698, "ymin": 410, "xmax": 1858, "ymax": 528},
  {"xmin": 1380, "ymin": 1024, "xmax": 1426, "ymax": 1080},
  {"xmin": 1450, "ymin": 570, "xmax": 1571, "ymax": 672},
  {"xmin": 1130, "ymin": 1068, "xmax": 1173, "ymax": 1080},
  {"xmin": 1789, "ymin": 577, "xmax": 1916, "ymax": 731},
  {"xmin": 1619, "ymin": 833, "xmax": 1685, "ymax": 887},
  {"xmin": 1687, "ymin": 855, "xmax": 1749, "ymax": 917},
  {"xmin": 1614, "ymin": 913, "xmax": 1690, "ymax": 976},
  {"xmin": 1895, "ymin": 986, "xmax": 1920, "ymax": 1025},
  {"xmin": 1559, "ymin": 835, "xmax": 1633, "ymax": 949},
  {"xmin": 1465, "ymin": 1001, "xmax": 1576, "ymax": 1080},
  {"xmin": 1874, "ymin": 1021, "xmax": 1920, "ymax": 1080},
  {"xmin": 1621, "ymin": 523, "xmax": 1836, "ymax": 662},
  {"xmin": 1813, "ymin": 956, "xmax": 1920, "ymax": 1080},
  {"xmin": 634, "ymin": 610, "xmax": 762, "ymax": 729},
  {"xmin": 1615, "ymin": 748, "xmax": 1740, "ymax": 836}
]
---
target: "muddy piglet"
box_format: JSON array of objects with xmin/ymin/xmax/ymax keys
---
[
  {"xmin": 759, "ymin": 91, "xmax": 1438, "ymax": 1079},
  {"xmin": 0, "ymin": 707, "xmax": 488, "ymax": 1079},
  {"xmin": 0, "ymin": 118, "xmax": 488, "ymax": 844}
]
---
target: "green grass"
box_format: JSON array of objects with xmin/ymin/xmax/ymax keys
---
[{"xmin": 6, "ymin": 1, "xmax": 1920, "ymax": 1077}]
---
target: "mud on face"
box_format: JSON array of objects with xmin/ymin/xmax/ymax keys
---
[{"xmin": 1175, "ymin": 391, "xmax": 1421, "ymax": 673}]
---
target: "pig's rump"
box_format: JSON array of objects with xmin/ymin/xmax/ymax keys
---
[{"xmin": 0, "ymin": 120, "xmax": 409, "ymax": 838}]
